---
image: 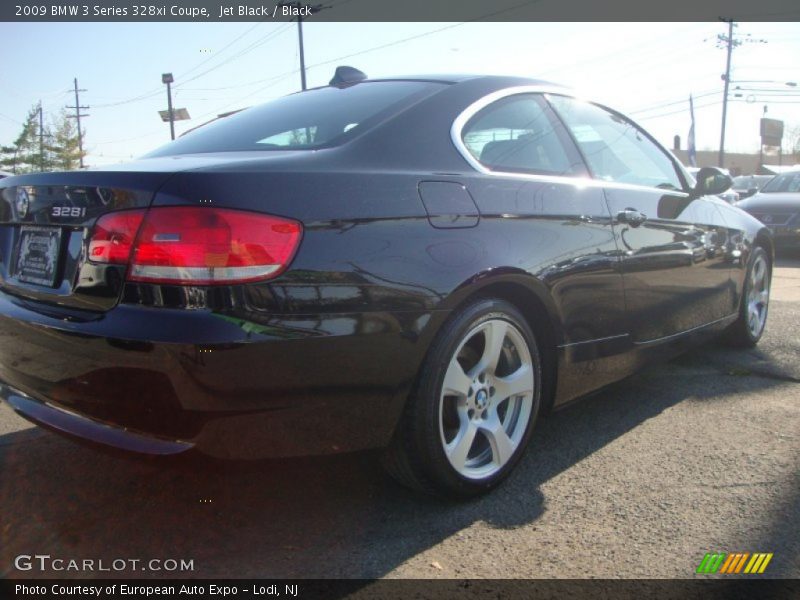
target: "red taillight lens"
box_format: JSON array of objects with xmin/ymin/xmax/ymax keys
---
[
  {"xmin": 89, "ymin": 209, "xmax": 146, "ymax": 265},
  {"xmin": 89, "ymin": 207, "xmax": 302, "ymax": 285}
]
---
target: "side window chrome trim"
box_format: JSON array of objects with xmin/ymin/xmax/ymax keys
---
[
  {"xmin": 450, "ymin": 85, "xmax": 690, "ymax": 198},
  {"xmin": 450, "ymin": 85, "xmax": 571, "ymax": 177}
]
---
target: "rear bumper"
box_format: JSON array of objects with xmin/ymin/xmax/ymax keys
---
[
  {"xmin": 1, "ymin": 385, "xmax": 193, "ymax": 455},
  {"xmin": 0, "ymin": 290, "xmax": 440, "ymax": 458}
]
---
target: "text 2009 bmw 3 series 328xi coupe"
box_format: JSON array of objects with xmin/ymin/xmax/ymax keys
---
[{"xmin": 0, "ymin": 69, "xmax": 773, "ymax": 497}]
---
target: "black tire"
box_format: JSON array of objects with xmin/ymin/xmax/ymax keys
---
[
  {"xmin": 383, "ymin": 298, "xmax": 542, "ymax": 498},
  {"xmin": 724, "ymin": 246, "xmax": 771, "ymax": 348}
]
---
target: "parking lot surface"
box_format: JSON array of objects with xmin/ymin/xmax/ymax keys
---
[{"xmin": 1, "ymin": 253, "xmax": 798, "ymax": 579}]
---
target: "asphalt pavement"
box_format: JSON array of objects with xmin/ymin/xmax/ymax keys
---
[{"xmin": 1, "ymin": 252, "xmax": 798, "ymax": 580}]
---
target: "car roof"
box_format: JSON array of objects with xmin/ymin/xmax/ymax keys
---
[
  {"xmin": 307, "ymin": 73, "xmax": 567, "ymax": 94},
  {"xmin": 368, "ymin": 73, "xmax": 558, "ymax": 85},
  {"xmin": 371, "ymin": 74, "xmax": 569, "ymax": 94}
]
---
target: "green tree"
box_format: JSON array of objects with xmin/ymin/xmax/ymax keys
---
[
  {"xmin": 0, "ymin": 105, "xmax": 44, "ymax": 174},
  {"xmin": 48, "ymin": 109, "xmax": 86, "ymax": 171},
  {"xmin": 0, "ymin": 106, "xmax": 86, "ymax": 173}
]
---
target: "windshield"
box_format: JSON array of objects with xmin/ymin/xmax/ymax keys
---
[
  {"xmin": 761, "ymin": 171, "xmax": 800, "ymax": 194},
  {"xmin": 733, "ymin": 175, "xmax": 771, "ymax": 188},
  {"xmin": 145, "ymin": 81, "xmax": 445, "ymax": 157}
]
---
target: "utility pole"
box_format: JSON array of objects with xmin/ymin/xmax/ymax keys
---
[
  {"xmin": 759, "ymin": 105, "xmax": 767, "ymax": 168},
  {"xmin": 162, "ymin": 73, "xmax": 175, "ymax": 140},
  {"xmin": 298, "ymin": 12, "xmax": 307, "ymax": 90},
  {"xmin": 718, "ymin": 19, "xmax": 735, "ymax": 169},
  {"xmin": 66, "ymin": 78, "xmax": 89, "ymax": 168},
  {"xmin": 716, "ymin": 20, "xmax": 767, "ymax": 168},
  {"xmin": 279, "ymin": 1, "xmax": 329, "ymax": 91},
  {"xmin": 38, "ymin": 101, "xmax": 44, "ymax": 172}
]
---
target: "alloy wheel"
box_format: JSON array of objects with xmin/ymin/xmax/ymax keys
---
[
  {"xmin": 747, "ymin": 253, "xmax": 770, "ymax": 338},
  {"xmin": 438, "ymin": 318, "xmax": 534, "ymax": 480}
]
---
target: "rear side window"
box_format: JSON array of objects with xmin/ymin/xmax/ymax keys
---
[
  {"xmin": 761, "ymin": 172, "xmax": 800, "ymax": 193},
  {"xmin": 548, "ymin": 95, "xmax": 683, "ymax": 190},
  {"xmin": 145, "ymin": 81, "xmax": 445, "ymax": 157},
  {"xmin": 461, "ymin": 94, "xmax": 583, "ymax": 176}
]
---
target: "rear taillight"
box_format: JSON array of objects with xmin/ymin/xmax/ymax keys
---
[
  {"xmin": 89, "ymin": 209, "xmax": 146, "ymax": 265},
  {"xmin": 89, "ymin": 207, "xmax": 302, "ymax": 285}
]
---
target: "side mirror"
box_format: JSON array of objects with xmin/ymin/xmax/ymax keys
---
[{"xmin": 693, "ymin": 166, "xmax": 733, "ymax": 197}]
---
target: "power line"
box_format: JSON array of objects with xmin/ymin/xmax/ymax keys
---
[
  {"xmin": 629, "ymin": 90, "xmax": 720, "ymax": 115},
  {"xmin": 278, "ymin": 2, "xmax": 331, "ymax": 91},
  {"xmin": 635, "ymin": 99, "xmax": 724, "ymax": 122},
  {"xmin": 91, "ymin": 22, "xmax": 288, "ymax": 108},
  {"xmin": 171, "ymin": 2, "xmax": 547, "ymax": 99},
  {"xmin": 303, "ymin": 0, "xmax": 549, "ymax": 76},
  {"xmin": 92, "ymin": 129, "xmax": 165, "ymax": 145},
  {"xmin": 93, "ymin": 87, "xmax": 163, "ymax": 108},
  {"xmin": 540, "ymin": 24, "xmax": 711, "ymax": 82},
  {"xmin": 173, "ymin": 23, "xmax": 293, "ymax": 89},
  {"xmin": 177, "ymin": 20, "xmax": 267, "ymax": 81},
  {"xmin": 0, "ymin": 111, "xmax": 24, "ymax": 125},
  {"xmin": 171, "ymin": 1, "xmax": 555, "ymax": 135}
]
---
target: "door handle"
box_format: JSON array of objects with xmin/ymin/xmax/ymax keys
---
[{"xmin": 617, "ymin": 208, "xmax": 647, "ymax": 227}]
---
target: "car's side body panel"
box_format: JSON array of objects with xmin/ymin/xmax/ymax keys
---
[{"xmin": 600, "ymin": 186, "xmax": 736, "ymax": 343}]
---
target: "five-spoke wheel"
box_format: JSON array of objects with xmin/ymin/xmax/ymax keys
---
[
  {"xmin": 746, "ymin": 251, "xmax": 770, "ymax": 339},
  {"xmin": 439, "ymin": 318, "xmax": 534, "ymax": 480},
  {"xmin": 383, "ymin": 298, "xmax": 541, "ymax": 498},
  {"xmin": 726, "ymin": 245, "xmax": 771, "ymax": 347}
]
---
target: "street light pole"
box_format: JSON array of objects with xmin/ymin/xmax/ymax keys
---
[{"xmin": 162, "ymin": 73, "xmax": 175, "ymax": 140}]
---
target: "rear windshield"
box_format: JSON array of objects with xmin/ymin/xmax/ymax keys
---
[
  {"xmin": 761, "ymin": 171, "xmax": 800, "ymax": 193},
  {"xmin": 145, "ymin": 81, "xmax": 445, "ymax": 157}
]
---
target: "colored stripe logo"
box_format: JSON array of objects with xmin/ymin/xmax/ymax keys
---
[{"xmin": 697, "ymin": 552, "xmax": 773, "ymax": 574}]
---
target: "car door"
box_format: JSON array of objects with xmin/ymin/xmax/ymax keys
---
[
  {"xmin": 453, "ymin": 91, "xmax": 630, "ymax": 401},
  {"xmin": 547, "ymin": 95, "xmax": 732, "ymax": 343}
]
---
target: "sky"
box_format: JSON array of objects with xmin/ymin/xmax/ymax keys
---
[{"xmin": 0, "ymin": 21, "xmax": 798, "ymax": 167}]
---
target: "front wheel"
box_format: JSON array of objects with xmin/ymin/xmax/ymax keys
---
[
  {"xmin": 383, "ymin": 298, "xmax": 542, "ymax": 498},
  {"xmin": 725, "ymin": 246, "xmax": 771, "ymax": 347}
]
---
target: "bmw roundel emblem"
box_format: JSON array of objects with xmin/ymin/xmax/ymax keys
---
[{"xmin": 16, "ymin": 187, "xmax": 30, "ymax": 219}]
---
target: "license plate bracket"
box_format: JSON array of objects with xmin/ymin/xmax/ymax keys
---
[{"xmin": 16, "ymin": 226, "xmax": 62, "ymax": 287}]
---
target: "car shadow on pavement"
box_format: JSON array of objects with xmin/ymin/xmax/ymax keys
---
[{"xmin": 0, "ymin": 340, "xmax": 795, "ymax": 580}]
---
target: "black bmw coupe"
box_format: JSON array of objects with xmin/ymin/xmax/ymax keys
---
[{"xmin": 0, "ymin": 69, "xmax": 773, "ymax": 497}]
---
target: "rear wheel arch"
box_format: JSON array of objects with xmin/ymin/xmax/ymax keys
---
[
  {"xmin": 425, "ymin": 273, "xmax": 561, "ymax": 416},
  {"xmin": 469, "ymin": 280, "xmax": 559, "ymax": 414}
]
